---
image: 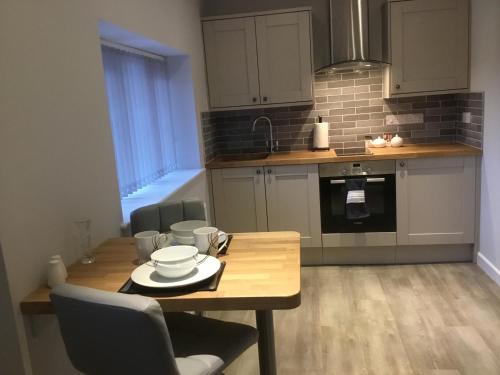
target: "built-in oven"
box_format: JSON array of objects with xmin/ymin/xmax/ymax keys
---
[{"xmin": 319, "ymin": 160, "xmax": 396, "ymax": 246}]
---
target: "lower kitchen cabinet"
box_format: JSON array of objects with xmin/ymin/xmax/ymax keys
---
[
  {"xmin": 211, "ymin": 167, "xmax": 268, "ymax": 233},
  {"xmin": 211, "ymin": 164, "xmax": 322, "ymax": 248},
  {"xmin": 265, "ymin": 165, "xmax": 321, "ymax": 247},
  {"xmin": 396, "ymin": 156, "xmax": 476, "ymax": 245}
]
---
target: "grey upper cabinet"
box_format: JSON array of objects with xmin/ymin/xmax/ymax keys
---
[
  {"xmin": 255, "ymin": 11, "xmax": 313, "ymax": 105},
  {"xmin": 202, "ymin": 9, "xmax": 313, "ymax": 109},
  {"xmin": 385, "ymin": 0, "xmax": 469, "ymax": 97},
  {"xmin": 202, "ymin": 17, "xmax": 260, "ymax": 108},
  {"xmin": 396, "ymin": 156, "xmax": 476, "ymax": 245}
]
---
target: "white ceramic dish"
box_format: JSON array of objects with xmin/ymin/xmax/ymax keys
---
[
  {"xmin": 370, "ymin": 137, "xmax": 387, "ymax": 148},
  {"xmin": 161, "ymin": 232, "xmax": 226, "ymax": 247},
  {"xmin": 151, "ymin": 246, "xmax": 198, "ymax": 278},
  {"xmin": 131, "ymin": 255, "xmax": 221, "ymax": 288},
  {"xmin": 390, "ymin": 134, "xmax": 404, "ymax": 147},
  {"xmin": 172, "ymin": 234, "xmax": 195, "ymax": 245},
  {"xmin": 170, "ymin": 220, "xmax": 207, "ymax": 238}
]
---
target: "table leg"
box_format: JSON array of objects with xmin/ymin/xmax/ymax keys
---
[{"xmin": 255, "ymin": 310, "xmax": 277, "ymax": 375}]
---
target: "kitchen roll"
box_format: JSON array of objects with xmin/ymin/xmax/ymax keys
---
[{"xmin": 313, "ymin": 122, "xmax": 329, "ymax": 149}]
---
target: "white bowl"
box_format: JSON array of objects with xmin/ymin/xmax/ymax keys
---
[
  {"xmin": 370, "ymin": 139, "xmax": 387, "ymax": 148},
  {"xmin": 172, "ymin": 234, "xmax": 195, "ymax": 245},
  {"xmin": 170, "ymin": 220, "xmax": 207, "ymax": 238},
  {"xmin": 151, "ymin": 246, "xmax": 198, "ymax": 278}
]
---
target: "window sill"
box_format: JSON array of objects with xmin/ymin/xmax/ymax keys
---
[{"xmin": 120, "ymin": 168, "xmax": 205, "ymax": 224}]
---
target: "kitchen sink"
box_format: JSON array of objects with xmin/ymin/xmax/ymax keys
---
[{"xmin": 220, "ymin": 153, "xmax": 270, "ymax": 162}]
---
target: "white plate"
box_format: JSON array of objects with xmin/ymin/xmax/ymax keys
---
[{"xmin": 131, "ymin": 255, "xmax": 221, "ymax": 288}]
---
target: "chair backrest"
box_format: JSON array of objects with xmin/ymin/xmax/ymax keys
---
[
  {"xmin": 50, "ymin": 284, "xmax": 180, "ymax": 375},
  {"xmin": 130, "ymin": 200, "xmax": 206, "ymax": 235}
]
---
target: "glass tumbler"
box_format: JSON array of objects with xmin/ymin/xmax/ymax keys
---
[{"xmin": 73, "ymin": 219, "xmax": 95, "ymax": 264}]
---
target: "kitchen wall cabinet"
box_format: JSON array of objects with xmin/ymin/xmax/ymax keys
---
[
  {"xmin": 202, "ymin": 9, "xmax": 313, "ymax": 109},
  {"xmin": 202, "ymin": 17, "xmax": 260, "ymax": 108},
  {"xmin": 385, "ymin": 0, "xmax": 469, "ymax": 98},
  {"xmin": 255, "ymin": 12, "xmax": 313, "ymax": 105},
  {"xmin": 211, "ymin": 164, "xmax": 321, "ymax": 248},
  {"xmin": 396, "ymin": 156, "xmax": 476, "ymax": 245}
]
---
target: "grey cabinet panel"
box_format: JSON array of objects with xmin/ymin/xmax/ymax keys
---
[
  {"xmin": 396, "ymin": 156, "xmax": 476, "ymax": 245},
  {"xmin": 387, "ymin": 0, "xmax": 469, "ymax": 97}
]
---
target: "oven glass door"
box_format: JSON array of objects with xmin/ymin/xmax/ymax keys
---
[{"xmin": 320, "ymin": 174, "xmax": 396, "ymax": 233}]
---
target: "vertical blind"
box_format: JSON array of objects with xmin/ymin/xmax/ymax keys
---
[{"xmin": 101, "ymin": 45, "xmax": 176, "ymax": 198}]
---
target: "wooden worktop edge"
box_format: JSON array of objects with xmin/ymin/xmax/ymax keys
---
[
  {"xmin": 20, "ymin": 291, "xmax": 302, "ymax": 315},
  {"xmin": 205, "ymin": 144, "xmax": 482, "ymax": 169}
]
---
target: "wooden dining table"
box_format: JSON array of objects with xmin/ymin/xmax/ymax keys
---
[{"xmin": 21, "ymin": 231, "xmax": 301, "ymax": 375}]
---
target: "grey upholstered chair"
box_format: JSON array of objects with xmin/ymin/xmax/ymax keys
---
[
  {"xmin": 50, "ymin": 284, "xmax": 258, "ymax": 375},
  {"xmin": 130, "ymin": 200, "xmax": 206, "ymax": 236}
]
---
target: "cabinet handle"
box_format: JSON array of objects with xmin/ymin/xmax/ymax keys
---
[
  {"xmin": 399, "ymin": 161, "xmax": 406, "ymax": 167},
  {"xmin": 395, "ymin": 84, "xmax": 401, "ymax": 89},
  {"xmin": 256, "ymin": 169, "xmax": 261, "ymax": 175},
  {"xmin": 267, "ymin": 168, "xmax": 272, "ymax": 174},
  {"xmin": 252, "ymin": 97, "xmax": 257, "ymax": 103},
  {"xmin": 263, "ymin": 96, "xmax": 268, "ymax": 102}
]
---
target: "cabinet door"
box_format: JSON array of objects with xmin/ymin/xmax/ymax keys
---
[
  {"xmin": 396, "ymin": 157, "xmax": 476, "ymax": 245},
  {"xmin": 265, "ymin": 164, "xmax": 321, "ymax": 247},
  {"xmin": 211, "ymin": 167, "xmax": 267, "ymax": 233},
  {"xmin": 390, "ymin": 0, "xmax": 469, "ymax": 95},
  {"xmin": 203, "ymin": 18, "xmax": 260, "ymax": 108},
  {"xmin": 255, "ymin": 11, "xmax": 313, "ymax": 104}
]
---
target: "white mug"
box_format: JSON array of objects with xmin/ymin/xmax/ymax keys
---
[
  {"xmin": 193, "ymin": 227, "xmax": 227, "ymax": 255},
  {"xmin": 134, "ymin": 231, "xmax": 167, "ymax": 261}
]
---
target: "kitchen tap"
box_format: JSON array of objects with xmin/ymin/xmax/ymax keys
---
[{"xmin": 252, "ymin": 116, "xmax": 278, "ymax": 153}]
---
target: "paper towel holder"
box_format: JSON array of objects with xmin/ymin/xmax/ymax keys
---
[{"xmin": 313, "ymin": 116, "xmax": 330, "ymax": 151}]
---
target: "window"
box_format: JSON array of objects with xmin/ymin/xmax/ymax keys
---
[{"xmin": 101, "ymin": 44, "xmax": 177, "ymax": 198}]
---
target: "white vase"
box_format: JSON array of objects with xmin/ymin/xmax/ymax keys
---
[
  {"xmin": 50, "ymin": 254, "xmax": 67, "ymax": 279},
  {"xmin": 47, "ymin": 259, "xmax": 67, "ymax": 288}
]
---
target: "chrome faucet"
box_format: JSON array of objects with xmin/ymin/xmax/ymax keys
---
[{"xmin": 252, "ymin": 116, "xmax": 278, "ymax": 153}]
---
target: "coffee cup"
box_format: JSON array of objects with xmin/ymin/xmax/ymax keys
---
[
  {"xmin": 134, "ymin": 231, "xmax": 167, "ymax": 262},
  {"xmin": 193, "ymin": 227, "xmax": 227, "ymax": 255}
]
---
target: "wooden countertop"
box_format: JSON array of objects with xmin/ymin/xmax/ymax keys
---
[
  {"xmin": 20, "ymin": 232, "xmax": 301, "ymax": 315},
  {"xmin": 205, "ymin": 144, "xmax": 482, "ymax": 169}
]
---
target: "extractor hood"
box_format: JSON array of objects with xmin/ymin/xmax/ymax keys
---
[{"xmin": 317, "ymin": 0, "xmax": 390, "ymax": 72}]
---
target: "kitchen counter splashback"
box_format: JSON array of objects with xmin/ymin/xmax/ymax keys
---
[
  {"xmin": 201, "ymin": 68, "xmax": 484, "ymax": 163},
  {"xmin": 205, "ymin": 144, "xmax": 482, "ymax": 169}
]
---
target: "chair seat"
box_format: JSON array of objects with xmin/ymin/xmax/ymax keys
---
[
  {"xmin": 51, "ymin": 284, "xmax": 257, "ymax": 375},
  {"xmin": 175, "ymin": 355, "xmax": 224, "ymax": 375},
  {"xmin": 166, "ymin": 312, "xmax": 259, "ymax": 368}
]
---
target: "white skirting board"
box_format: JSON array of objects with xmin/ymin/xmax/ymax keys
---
[{"xmin": 477, "ymin": 252, "xmax": 500, "ymax": 286}]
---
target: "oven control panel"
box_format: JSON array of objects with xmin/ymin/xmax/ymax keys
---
[{"xmin": 319, "ymin": 160, "xmax": 396, "ymax": 178}]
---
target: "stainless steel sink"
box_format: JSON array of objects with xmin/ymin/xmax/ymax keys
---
[{"xmin": 220, "ymin": 153, "xmax": 270, "ymax": 162}]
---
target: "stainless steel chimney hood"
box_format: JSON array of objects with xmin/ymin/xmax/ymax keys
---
[{"xmin": 317, "ymin": 0, "xmax": 389, "ymax": 72}]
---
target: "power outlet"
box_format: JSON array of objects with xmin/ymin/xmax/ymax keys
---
[{"xmin": 462, "ymin": 112, "xmax": 471, "ymax": 124}]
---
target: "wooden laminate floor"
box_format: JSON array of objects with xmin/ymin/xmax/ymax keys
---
[{"xmin": 207, "ymin": 263, "xmax": 500, "ymax": 375}]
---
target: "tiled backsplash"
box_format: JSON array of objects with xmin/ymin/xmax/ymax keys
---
[
  {"xmin": 456, "ymin": 93, "xmax": 484, "ymax": 148},
  {"xmin": 201, "ymin": 68, "xmax": 484, "ymax": 162}
]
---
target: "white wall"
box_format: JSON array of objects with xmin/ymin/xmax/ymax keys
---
[
  {"xmin": 166, "ymin": 170, "xmax": 212, "ymax": 223},
  {"xmin": 0, "ymin": 243, "xmax": 27, "ymax": 374},
  {"xmin": 470, "ymin": 0, "xmax": 500, "ymax": 284},
  {"xmin": 0, "ymin": 1, "xmax": 209, "ymax": 374}
]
